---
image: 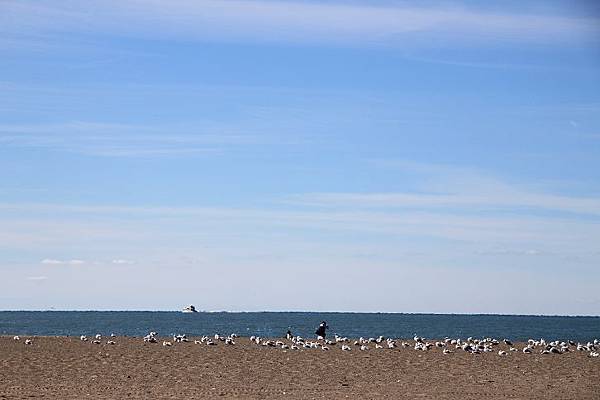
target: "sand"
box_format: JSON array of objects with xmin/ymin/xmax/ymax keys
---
[{"xmin": 1, "ymin": 336, "xmax": 599, "ymax": 399}]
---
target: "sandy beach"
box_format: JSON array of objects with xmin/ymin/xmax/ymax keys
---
[{"xmin": 1, "ymin": 336, "xmax": 598, "ymax": 399}]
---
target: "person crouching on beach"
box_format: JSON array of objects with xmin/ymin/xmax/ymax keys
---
[{"xmin": 315, "ymin": 321, "xmax": 328, "ymax": 339}]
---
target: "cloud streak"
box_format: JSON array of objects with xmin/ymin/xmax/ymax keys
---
[
  {"xmin": 0, "ymin": 121, "xmax": 265, "ymax": 157},
  {"xmin": 26, "ymin": 276, "xmax": 49, "ymax": 281},
  {"xmin": 287, "ymin": 160, "xmax": 600, "ymax": 217},
  {"xmin": 41, "ymin": 259, "xmax": 85, "ymax": 265},
  {"xmin": 1, "ymin": 1, "xmax": 598, "ymax": 49},
  {"xmin": 112, "ymin": 259, "xmax": 134, "ymax": 265}
]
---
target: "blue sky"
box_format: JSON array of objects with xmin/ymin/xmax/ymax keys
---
[{"xmin": 1, "ymin": 0, "xmax": 599, "ymax": 314}]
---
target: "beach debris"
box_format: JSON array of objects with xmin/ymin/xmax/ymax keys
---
[
  {"xmin": 498, "ymin": 350, "xmax": 507, "ymax": 356},
  {"xmin": 162, "ymin": 341, "xmax": 172, "ymax": 347}
]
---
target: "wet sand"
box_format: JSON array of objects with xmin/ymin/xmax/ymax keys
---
[{"xmin": 1, "ymin": 336, "xmax": 599, "ymax": 399}]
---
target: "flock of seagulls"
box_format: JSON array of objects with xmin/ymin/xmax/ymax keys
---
[
  {"xmin": 135, "ymin": 331, "xmax": 600, "ymax": 359},
  {"xmin": 10, "ymin": 332, "xmax": 600, "ymax": 358},
  {"xmin": 78, "ymin": 333, "xmax": 117, "ymax": 345}
]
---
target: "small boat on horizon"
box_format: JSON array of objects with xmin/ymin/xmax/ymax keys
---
[{"xmin": 182, "ymin": 305, "xmax": 198, "ymax": 313}]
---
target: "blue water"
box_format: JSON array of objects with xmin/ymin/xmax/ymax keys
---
[{"xmin": 1, "ymin": 312, "xmax": 599, "ymax": 342}]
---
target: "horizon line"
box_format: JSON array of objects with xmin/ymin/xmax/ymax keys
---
[{"xmin": 2, "ymin": 309, "xmax": 598, "ymax": 318}]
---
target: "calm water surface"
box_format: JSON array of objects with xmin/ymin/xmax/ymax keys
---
[{"xmin": 1, "ymin": 312, "xmax": 599, "ymax": 341}]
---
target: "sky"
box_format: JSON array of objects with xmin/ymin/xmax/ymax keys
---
[{"xmin": 1, "ymin": 0, "xmax": 599, "ymax": 314}]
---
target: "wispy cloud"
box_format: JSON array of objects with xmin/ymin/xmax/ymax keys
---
[
  {"xmin": 1, "ymin": 161, "xmax": 598, "ymax": 263},
  {"xmin": 287, "ymin": 160, "xmax": 600, "ymax": 217},
  {"xmin": 1, "ymin": 1, "xmax": 598, "ymax": 49},
  {"xmin": 476, "ymin": 249, "xmax": 542, "ymax": 256},
  {"xmin": 1, "ymin": 199, "xmax": 597, "ymax": 251},
  {"xmin": 0, "ymin": 121, "xmax": 264, "ymax": 157},
  {"xmin": 290, "ymin": 191, "xmax": 600, "ymax": 217}
]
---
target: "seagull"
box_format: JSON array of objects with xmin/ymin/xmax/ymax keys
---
[
  {"xmin": 550, "ymin": 347, "xmax": 562, "ymax": 354},
  {"xmin": 13, "ymin": 336, "xmax": 20, "ymax": 341},
  {"xmin": 24, "ymin": 339, "xmax": 33, "ymax": 345},
  {"xmin": 498, "ymin": 350, "xmax": 507, "ymax": 356}
]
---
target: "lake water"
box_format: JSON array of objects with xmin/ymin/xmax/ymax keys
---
[{"xmin": 1, "ymin": 312, "xmax": 598, "ymax": 342}]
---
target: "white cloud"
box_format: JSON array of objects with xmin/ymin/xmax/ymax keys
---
[
  {"xmin": 112, "ymin": 259, "xmax": 134, "ymax": 264},
  {"xmin": 26, "ymin": 276, "xmax": 49, "ymax": 281},
  {"xmin": 477, "ymin": 249, "xmax": 542, "ymax": 256},
  {"xmin": 41, "ymin": 258, "xmax": 86, "ymax": 265},
  {"xmin": 40, "ymin": 259, "xmax": 63, "ymax": 265}
]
